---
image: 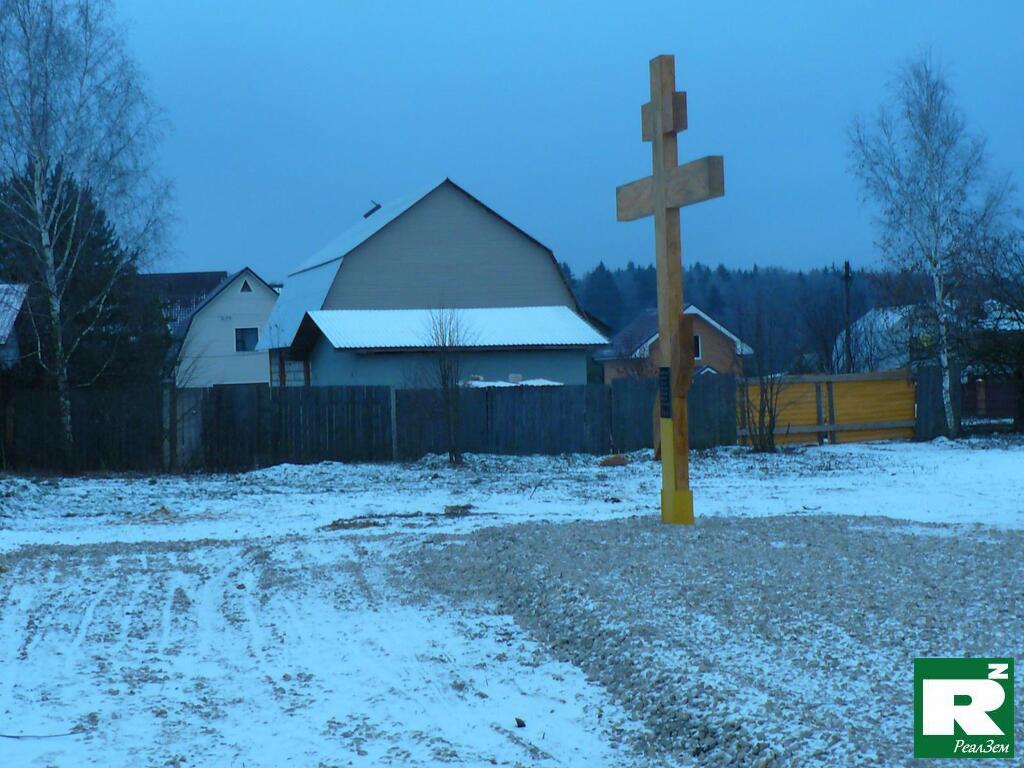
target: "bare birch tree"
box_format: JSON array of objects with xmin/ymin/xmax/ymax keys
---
[
  {"xmin": 0, "ymin": 0, "xmax": 169, "ymax": 468},
  {"xmin": 849, "ymin": 52, "xmax": 1012, "ymax": 437},
  {"xmin": 426, "ymin": 307, "xmax": 471, "ymax": 465}
]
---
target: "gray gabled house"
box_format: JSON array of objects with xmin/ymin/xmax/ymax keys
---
[{"xmin": 260, "ymin": 178, "xmax": 607, "ymax": 387}]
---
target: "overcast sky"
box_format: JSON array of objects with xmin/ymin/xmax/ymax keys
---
[{"xmin": 121, "ymin": 1, "xmax": 1024, "ymax": 281}]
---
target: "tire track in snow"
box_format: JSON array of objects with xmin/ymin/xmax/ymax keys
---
[
  {"xmin": 158, "ymin": 573, "xmax": 175, "ymax": 654},
  {"xmin": 195, "ymin": 558, "xmax": 240, "ymax": 671},
  {"xmin": 20, "ymin": 564, "xmax": 58, "ymax": 662},
  {"xmin": 0, "ymin": 578, "xmax": 37, "ymax": 719},
  {"xmin": 65, "ymin": 583, "xmax": 111, "ymax": 675}
]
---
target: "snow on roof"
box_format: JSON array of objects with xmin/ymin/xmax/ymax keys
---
[
  {"xmin": 260, "ymin": 180, "xmax": 446, "ymax": 350},
  {"xmin": 685, "ymin": 305, "xmax": 754, "ymax": 355},
  {"xmin": 137, "ymin": 271, "xmax": 229, "ymax": 334},
  {"xmin": 0, "ymin": 283, "xmax": 28, "ymax": 344},
  {"xmin": 599, "ymin": 304, "xmax": 753, "ymax": 359},
  {"xmin": 980, "ymin": 300, "xmax": 1024, "ymax": 332},
  {"xmin": 259, "ymin": 261, "xmax": 342, "ymax": 351},
  {"xmin": 465, "ymin": 378, "xmax": 564, "ymax": 388},
  {"xmin": 306, "ymin": 306, "xmax": 608, "ymax": 350}
]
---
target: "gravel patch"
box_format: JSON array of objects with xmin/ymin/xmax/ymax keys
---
[{"xmin": 406, "ymin": 514, "xmax": 1024, "ymax": 767}]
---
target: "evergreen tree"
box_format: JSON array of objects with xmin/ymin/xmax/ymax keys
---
[
  {"xmin": 559, "ymin": 260, "xmax": 577, "ymax": 295},
  {"xmin": 0, "ymin": 176, "xmax": 170, "ymax": 389},
  {"xmin": 579, "ymin": 262, "xmax": 624, "ymax": 331}
]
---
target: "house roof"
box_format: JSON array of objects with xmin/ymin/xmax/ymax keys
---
[
  {"xmin": 598, "ymin": 305, "xmax": 753, "ymax": 360},
  {"xmin": 172, "ymin": 268, "xmax": 275, "ymax": 341},
  {"xmin": 291, "ymin": 180, "xmax": 443, "ymax": 277},
  {"xmin": 137, "ymin": 270, "xmax": 229, "ymax": 334},
  {"xmin": 465, "ymin": 378, "xmax": 564, "ymax": 388},
  {"xmin": 301, "ymin": 306, "xmax": 608, "ymax": 351},
  {"xmin": 261, "ymin": 178, "xmax": 580, "ymax": 351},
  {"xmin": 978, "ymin": 300, "xmax": 1024, "ymax": 333},
  {"xmin": 0, "ymin": 283, "xmax": 28, "ymax": 344}
]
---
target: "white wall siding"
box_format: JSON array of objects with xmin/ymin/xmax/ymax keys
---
[{"xmin": 176, "ymin": 273, "xmax": 278, "ymax": 387}]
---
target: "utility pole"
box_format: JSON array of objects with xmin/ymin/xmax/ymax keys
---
[{"xmin": 843, "ymin": 260, "xmax": 853, "ymax": 374}]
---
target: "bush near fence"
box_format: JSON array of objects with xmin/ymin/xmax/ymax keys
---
[{"xmin": 737, "ymin": 370, "xmax": 918, "ymax": 446}]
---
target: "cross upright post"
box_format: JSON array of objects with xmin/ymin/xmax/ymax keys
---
[{"xmin": 616, "ymin": 54, "xmax": 725, "ymax": 524}]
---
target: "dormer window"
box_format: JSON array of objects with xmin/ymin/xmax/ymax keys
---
[{"xmin": 240, "ymin": 279, "xmax": 253, "ymax": 293}]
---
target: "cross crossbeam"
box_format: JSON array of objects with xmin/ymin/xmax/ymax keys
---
[
  {"xmin": 615, "ymin": 54, "xmax": 725, "ymax": 525},
  {"xmin": 616, "ymin": 155, "xmax": 724, "ymax": 221},
  {"xmin": 641, "ymin": 92, "xmax": 687, "ymax": 141}
]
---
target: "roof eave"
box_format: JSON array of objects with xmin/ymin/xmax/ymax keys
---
[{"xmin": 332, "ymin": 342, "xmax": 607, "ymax": 354}]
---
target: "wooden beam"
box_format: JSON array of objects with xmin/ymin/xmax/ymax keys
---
[
  {"xmin": 739, "ymin": 369, "xmax": 913, "ymax": 385},
  {"xmin": 647, "ymin": 54, "xmax": 691, "ymax": 522},
  {"xmin": 737, "ymin": 419, "xmax": 916, "ymax": 437},
  {"xmin": 641, "ymin": 92, "xmax": 687, "ymax": 141},
  {"xmin": 616, "ymin": 155, "xmax": 725, "ymax": 221}
]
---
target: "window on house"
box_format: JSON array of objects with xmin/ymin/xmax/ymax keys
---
[
  {"xmin": 240, "ymin": 279, "xmax": 253, "ymax": 293},
  {"xmin": 235, "ymin": 327, "xmax": 259, "ymax": 352},
  {"xmin": 693, "ymin": 334, "xmax": 702, "ymax": 360}
]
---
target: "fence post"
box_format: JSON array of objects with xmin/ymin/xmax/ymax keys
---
[
  {"xmin": 162, "ymin": 382, "xmax": 175, "ymax": 472},
  {"xmin": 389, "ymin": 387, "xmax": 398, "ymax": 461},
  {"xmin": 0, "ymin": 383, "xmax": 8, "ymax": 470}
]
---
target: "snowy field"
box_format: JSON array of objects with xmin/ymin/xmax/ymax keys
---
[{"xmin": 0, "ymin": 437, "xmax": 1021, "ymax": 766}]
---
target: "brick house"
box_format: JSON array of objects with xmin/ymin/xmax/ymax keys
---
[{"xmin": 597, "ymin": 305, "xmax": 752, "ymax": 383}]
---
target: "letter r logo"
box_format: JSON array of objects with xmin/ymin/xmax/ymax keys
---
[
  {"xmin": 914, "ymin": 657, "xmax": 1014, "ymax": 759},
  {"xmin": 922, "ymin": 678, "xmax": 1005, "ymax": 735}
]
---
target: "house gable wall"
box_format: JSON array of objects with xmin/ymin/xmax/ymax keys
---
[
  {"xmin": 323, "ymin": 182, "xmax": 575, "ymax": 311},
  {"xmin": 602, "ymin": 315, "xmax": 741, "ymax": 383},
  {"xmin": 176, "ymin": 272, "xmax": 278, "ymax": 387}
]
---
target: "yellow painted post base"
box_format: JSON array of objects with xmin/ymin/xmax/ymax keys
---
[
  {"xmin": 658, "ymin": 417, "xmax": 694, "ymax": 525},
  {"xmin": 661, "ymin": 486, "xmax": 694, "ymax": 525}
]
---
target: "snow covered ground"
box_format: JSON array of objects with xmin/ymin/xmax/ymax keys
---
[{"xmin": 0, "ymin": 437, "xmax": 1021, "ymax": 766}]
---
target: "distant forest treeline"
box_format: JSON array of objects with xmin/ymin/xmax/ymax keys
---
[{"xmin": 562, "ymin": 260, "xmax": 886, "ymax": 373}]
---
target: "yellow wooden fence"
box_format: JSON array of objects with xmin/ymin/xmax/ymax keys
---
[{"xmin": 738, "ymin": 370, "xmax": 916, "ymax": 445}]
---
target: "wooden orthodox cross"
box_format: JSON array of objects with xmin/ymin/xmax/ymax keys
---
[{"xmin": 616, "ymin": 54, "xmax": 725, "ymax": 524}]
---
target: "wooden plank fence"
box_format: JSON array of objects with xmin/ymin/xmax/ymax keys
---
[
  {"xmin": 1, "ymin": 385, "xmax": 164, "ymax": 471},
  {"xmin": 737, "ymin": 367, "xmax": 956, "ymax": 445},
  {"xmin": 396, "ymin": 384, "xmax": 616, "ymax": 460},
  {"xmin": 0, "ymin": 367, "xmax": 957, "ymax": 473},
  {"xmin": 914, "ymin": 366, "xmax": 962, "ymax": 440},
  {"xmin": 190, "ymin": 385, "xmax": 393, "ymax": 470}
]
